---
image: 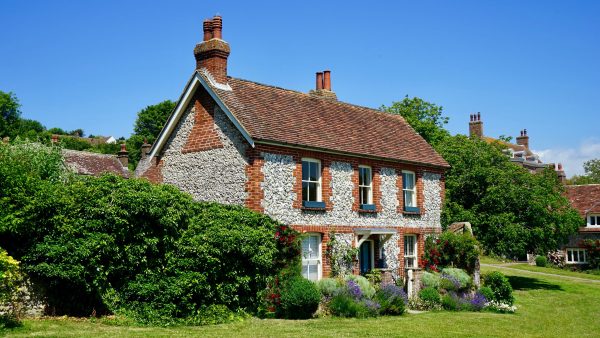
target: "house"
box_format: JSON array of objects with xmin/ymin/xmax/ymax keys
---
[
  {"xmin": 62, "ymin": 144, "xmax": 130, "ymax": 178},
  {"xmin": 563, "ymin": 184, "xmax": 600, "ymax": 264},
  {"xmin": 468, "ymin": 113, "xmax": 565, "ymax": 178},
  {"xmin": 135, "ymin": 15, "xmax": 450, "ymax": 288}
]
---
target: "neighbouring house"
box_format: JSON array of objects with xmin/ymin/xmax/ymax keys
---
[
  {"xmin": 563, "ymin": 184, "xmax": 600, "ymax": 265},
  {"xmin": 135, "ymin": 15, "xmax": 450, "ymax": 290},
  {"xmin": 62, "ymin": 144, "xmax": 130, "ymax": 178},
  {"xmin": 52, "ymin": 134, "xmax": 117, "ymax": 146},
  {"xmin": 468, "ymin": 113, "xmax": 566, "ymax": 179}
]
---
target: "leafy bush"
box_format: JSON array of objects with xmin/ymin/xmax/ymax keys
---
[
  {"xmin": 439, "ymin": 274, "xmax": 462, "ymax": 292},
  {"xmin": 478, "ymin": 286, "xmax": 494, "ymax": 303},
  {"xmin": 316, "ymin": 278, "xmax": 341, "ymax": 298},
  {"xmin": 581, "ymin": 240, "xmax": 600, "ymax": 269},
  {"xmin": 375, "ymin": 284, "xmax": 407, "ymax": 315},
  {"xmin": 441, "ymin": 268, "xmax": 471, "ymax": 290},
  {"xmin": 535, "ymin": 256, "xmax": 548, "ymax": 267},
  {"xmin": 328, "ymin": 294, "xmax": 378, "ymax": 318},
  {"xmin": 418, "ymin": 287, "xmax": 441, "ymax": 308},
  {"xmin": 422, "ymin": 232, "xmax": 481, "ymax": 273},
  {"xmin": 277, "ymin": 276, "xmax": 320, "ymax": 319},
  {"xmin": 0, "ymin": 248, "xmax": 24, "ymax": 327},
  {"xmin": 345, "ymin": 275, "xmax": 375, "ymax": 299},
  {"xmin": 421, "ymin": 271, "xmax": 440, "ymax": 289},
  {"xmin": 483, "ymin": 271, "xmax": 514, "ymax": 305},
  {"xmin": 441, "ymin": 292, "xmax": 461, "ymax": 311}
]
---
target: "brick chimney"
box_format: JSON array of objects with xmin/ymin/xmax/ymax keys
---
[
  {"xmin": 469, "ymin": 112, "xmax": 483, "ymax": 138},
  {"xmin": 141, "ymin": 139, "xmax": 151, "ymax": 160},
  {"xmin": 309, "ymin": 70, "xmax": 337, "ymax": 100},
  {"xmin": 556, "ymin": 163, "xmax": 566, "ymax": 184},
  {"xmin": 516, "ymin": 129, "xmax": 530, "ymax": 149},
  {"xmin": 117, "ymin": 143, "xmax": 129, "ymax": 168},
  {"xmin": 194, "ymin": 15, "xmax": 231, "ymax": 84},
  {"xmin": 51, "ymin": 134, "xmax": 59, "ymax": 144}
]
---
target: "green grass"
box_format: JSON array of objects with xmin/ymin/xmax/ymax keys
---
[
  {"xmin": 505, "ymin": 264, "xmax": 600, "ymax": 281},
  {"xmin": 479, "ymin": 255, "xmax": 510, "ymax": 264},
  {"xmin": 5, "ymin": 266, "xmax": 600, "ymax": 337}
]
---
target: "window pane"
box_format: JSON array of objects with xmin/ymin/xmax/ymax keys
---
[
  {"xmin": 403, "ymin": 173, "xmax": 414, "ymax": 189},
  {"xmin": 359, "ymin": 167, "xmax": 365, "ymax": 186},
  {"xmin": 308, "ymin": 263, "xmax": 318, "ymax": 281},
  {"xmin": 406, "ymin": 257, "xmax": 414, "ymax": 268},
  {"xmin": 302, "ymin": 161, "xmax": 309, "ymax": 181},
  {"xmin": 308, "ymin": 182, "xmax": 318, "ymax": 201},
  {"xmin": 567, "ymin": 250, "xmax": 572, "ymax": 262},
  {"xmin": 405, "ymin": 191, "xmax": 415, "ymax": 207},
  {"xmin": 302, "ymin": 237, "xmax": 310, "ymax": 259},
  {"xmin": 365, "ymin": 168, "xmax": 371, "ymax": 186},
  {"xmin": 591, "ymin": 216, "xmax": 596, "ymax": 226},
  {"xmin": 574, "ymin": 250, "xmax": 579, "ymax": 262},
  {"xmin": 360, "ymin": 187, "xmax": 366, "ymax": 204},
  {"xmin": 309, "ymin": 162, "xmax": 319, "ymax": 181},
  {"xmin": 302, "ymin": 182, "xmax": 308, "ymax": 201},
  {"xmin": 404, "ymin": 236, "xmax": 414, "ymax": 256},
  {"xmin": 301, "ymin": 264, "xmax": 308, "ymax": 279},
  {"xmin": 309, "ymin": 236, "xmax": 318, "ymax": 259}
]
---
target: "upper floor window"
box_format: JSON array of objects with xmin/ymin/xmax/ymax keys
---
[
  {"xmin": 302, "ymin": 158, "xmax": 323, "ymax": 207},
  {"xmin": 402, "ymin": 171, "xmax": 418, "ymax": 212},
  {"xmin": 359, "ymin": 165, "xmax": 373, "ymax": 208},
  {"xmin": 588, "ymin": 214, "xmax": 600, "ymax": 227}
]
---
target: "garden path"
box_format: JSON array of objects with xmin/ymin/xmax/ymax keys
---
[{"xmin": 481, "ymin": 263, "xmax": 600, "ymax": 283}]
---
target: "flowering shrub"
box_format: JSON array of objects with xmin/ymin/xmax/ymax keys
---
[
  {"xmin": 375, "ymin": 284, "xmax": 407, "ymax": 315},
  {"xmin": 486, "ymin": 301, "xmax": 517, "ymax": 313},
  {"xmin": 470, "ymin": 291, "xmax": 488, "ymax": 311},
  {"xmin": 418, "ymin": 287, "xmax": 441, "ymax": 309},
  {"xmin": 441, "ymin": 268, "xmax": 472, "ymax": 290},
  {"xmin": 0, "ymin": 248, "xmax": 25, "ymax": 326},
  {"xmin": 345, "ymin": 275, "xmax": 376, "ymax": 299},
  {"xmin": 580, "ymin": 240, "xmax": 600, "ymax": 269},
  {"xmin": 422, "ymin": 232, "xmax": 481, "ymax": 273},
  {"xmin": 422, "ymin": 271, "xmax": 440, "ymax": 289},
  {"xmin": 326, "ymin": 234, "xmax": 357, "ymax": 277},
  {"xmin": 439, "ymin": 274, "xmax": 462, "ymax": 291}
]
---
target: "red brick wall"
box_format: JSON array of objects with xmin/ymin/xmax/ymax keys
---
[
  {"xmin": 245, "ymin": 148, "xmax": 264, "ymax": 212},
  {"xmin": 139, "ymin": 158, "xmax": 164, "ymax": 184},
  {"xmin": 396, "ymin": 167, "xmax": 426, "ymax": 214},
  {"xmin": 182, "ymin": 89, "xmax": 224, "ymax": 154}
]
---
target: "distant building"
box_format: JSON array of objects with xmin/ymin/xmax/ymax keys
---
[
  {"xmin": 62, "ymin": 144, "xmax": 130, "ymax": 178},
  {"xmin": 563, "ymin": 184, "xmax": 600, "ymax": 265}
]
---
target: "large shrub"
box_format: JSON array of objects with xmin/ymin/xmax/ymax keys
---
[
  {"xmin": 422, "ymin": 232, "xmax": 481, "ymax": 273},
  {"xmin": 374, "ymin": 284, "xmax": 407, "ymax": 316},
  {"xmin": 277, "ymin": 276, "xmax": 320, "ymax": 319},
  {"xmin": 0, "ymin": 142, "xmax": 300, "ymax": 322},
  {"xmin": 421, "ymin": 271, "xmax": 440, "ymax": 289},
  {"xmin": 580, "ymin": 240, "xmax": 600, "ymax": 269},
  {"xmin": 344, "ymin": 275, "xmax": 376, "ymax": 299},
  {"xmin": 535, "ymin": 256, "xmax": 548, "ymax": 267},
  {"xmin": 440, "ymin": 268, "xmax": 471, "ymax": 290},
  {"xmin": 418, "ymin": 287, "xmax": 441, "ymax": 308},
  {"xmin": 483, "ymin": 271, "xmax": 514, "ymax": 305}
]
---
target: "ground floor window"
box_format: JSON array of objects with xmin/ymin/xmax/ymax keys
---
[
  {"xmin": 566, "ymin": 248, "xmax": 587, "ymax": 264},
  {"xmin": 302, "ymin": 233, "xmax": 322, "ymax": 280},
  {"xmin": 404, "ymin": 234, "xmax": 417, "ymax": 268}
]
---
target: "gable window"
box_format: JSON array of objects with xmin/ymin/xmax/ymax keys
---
[
  {"xmin": 302, "ymin": 158, "xmax": 324, "ymax": 208},
  {"xmin": 359, "ymin": 165, "xmax": 374, "ymax": 210},
  {"xmin": 566, "ymin": 248, "xmax": 587, "ymax": 264},
  {"xmin": 402, "ymin": 171, "xmax": 418, "ymax": 212},
  {"xmin": 302, "ymin": 234, "xmax": 322, "ymax": 280},
  {"xmin": 588, "ymin": 214, "xmax": 600, "ymax": 227},
  {"xmin": 404, "ymin": 234, "xmax": 418, "ymax": 268}
]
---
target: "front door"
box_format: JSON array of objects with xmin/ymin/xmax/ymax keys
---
[{"xmin": 359, "ymin": 240, "xmax": 373, "ymax": 274}]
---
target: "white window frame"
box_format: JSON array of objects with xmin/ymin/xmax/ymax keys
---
[
  {"xmin": 402, "ymin": 170, "xmax": 417, "ymax": 209},
  {"xmin": 358, "ymin": 165, "xmax": 373, "ymax": 205},
  {"xmin": 301, "ymin": 158, "xmax": 322, "ymax": 202},
  {"xmin": 404, "ymin": 234, "xmax": 418, "ymax": 268},
  {"xmin": 587, "ymin": 214, "xmax": 600, "ymax": 228},
  {"xmin": 301, "ymin": 233, "xmax": 322, "ymax": 280},
  {"xmin": 566, "ymin": 248, "xmax": 588, "ymax": 264}
]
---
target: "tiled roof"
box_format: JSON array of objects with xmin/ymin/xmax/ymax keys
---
[
  {"xmin": 483, "ymin": 136, "xmax": 532, "ymax": 155},
  {"xmin": 210, "ymin": 76, "xmax": 449, "ymax": 168},
  {"xmin": 63, "ymin": 149, "xmax": 130, "ymax": 178},
  {"xmin": 566, "ymin": 184, "xmax": 600, "ymax": 217}
]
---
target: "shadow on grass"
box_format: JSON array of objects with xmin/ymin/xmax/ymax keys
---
[{"xmin": 507, "ymin": 276, "xmax": 564, "ymax": 291}]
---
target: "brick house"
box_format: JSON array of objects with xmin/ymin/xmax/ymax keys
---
[
  {"xmin": 563, "ymin": 184, "xmax": 600, "ymax": 264},
  {"xmin": 135, "ymin": 16, "xmax": 449, "ymax": 286}
]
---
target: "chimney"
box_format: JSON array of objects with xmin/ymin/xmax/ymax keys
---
[
  {"xmin": 117, "ymin": 143, "xmax": 129, "ymax": 168},
  {"xmin": 194, "ymin": 15, "xmax": 231, "ymax": 84},
  {"xmin": 468, "ymin": 112, "xmax": 483, "ymax": 138},
  {"xmin": 556, "ymin": 163, "xmax": 566, "ymax": 184},
  {"xmin": 309, "ymin": 69, "xmax": 337, "ymax": 100},
  {"xmin": 141, "ymin": 139, "xmax": 151, "ymax": 160},
  {"xmin": 516, "ymin": 128, "xmax": 530, "ymax": 149},
  {"xmin": 51, "ymin": 134, "xmax": 59, "ymax": 144}
]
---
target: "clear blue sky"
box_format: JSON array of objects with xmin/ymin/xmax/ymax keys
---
[{"xmin": 1, "ymin": 1, "xmax": 599, "ymax": 176}]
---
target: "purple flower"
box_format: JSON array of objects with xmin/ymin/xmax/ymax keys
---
[
  {"xmin": 362, "ymin": 299, "xmax": 381, "ymax": 312},
  {"xmin": 379, "ymin": 283, "xmax": 408, "ymax": 304},
  {"xmin": 470, "ymin": 292, "xmax": 487, "ymax": 311},
  {"xmin": 441, "ymin": 273, "xmax": 462, "ymax": 290},
  {"xmin": 347, "ymin": 280, "xmax": 362, "ymax": 299}
]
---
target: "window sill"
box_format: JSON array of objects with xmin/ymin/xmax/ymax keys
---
[
  {"xmin": 403, "ymin": 206, "xmax": 420, "ymax": 215},
  {"xmin": 358, "ymin": 208, "xmax": 378, "ymax": 214},
  {"xmin": 302, "ymin": 201, "xmax": 326, "ymax": 209},
  {"xmin": 301, "ymin": 207, "xmax": 327, "ymax": 212}
]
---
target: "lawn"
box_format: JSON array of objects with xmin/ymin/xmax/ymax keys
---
[{"xmin": 4, "ymin": 265, "xmax": 600, "ymax": 338}]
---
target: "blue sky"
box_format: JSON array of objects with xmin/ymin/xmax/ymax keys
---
[{"xmin": 1, "ymin": 1, "xmax": 599, "ymax": 176}]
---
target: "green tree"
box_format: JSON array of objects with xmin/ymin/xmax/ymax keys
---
[
  {"xmin": 438, "ymin": 135, "xmax": 582, "ymax": 257},
  {"xmin": 569, "ymin": 159, "xmax": 600, "ymax": 185},
  {"xmin": 381, "ymin": 96, "xmax": 450, "ymax": 147},
  {"xmin": 128, "ymin": 100, "xmax": 176, "ymax": 168},
  {"xmin": 0, "ymin": 91, "xmax": 22, "ymax": 138}
]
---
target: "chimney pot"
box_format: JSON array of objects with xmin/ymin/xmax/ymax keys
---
[
  {"xmin": 141, "ymin": 140, "xmax": 152, "ymax": 160},
  {"xmin": 468, "ymin": 113, "xmax": 483, "ymax": 138},
  {"xmin": 203, "ymin": 19, "xmax": 213, "ymax": 41},
  {"xmin": 212, "ymin": 15, "xmax": 223, "ymax": 39},
  {"xmin": 117, "ymin": 143, "xmax": 129, "ymax": 168},
  {"xmin": 323, "ymin": 70, "xmax": 331, "ymax": 91},
  {"xmin": 477, "ymin": 112, "xmax": 481, "ymax": 121},
  {"xmin": 51, "ymin": 134, "xmax": 59, "ymax": 144},
  {"xmin": 316, "ymin": 72, "xmax": 324, "ymax": 90}
]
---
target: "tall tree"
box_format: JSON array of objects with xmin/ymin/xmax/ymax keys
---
[
  {"xmin": 0, "ymin": 91, "xmax": 22, "ymax": 138},
  {"xmin": 569, "ymin": 159, "xmax": 600, "ymax": 185},
  {"xmin": 381, "ymin": 96, "xmax": 450, "ymax": 147},
  {"xmin": 127, "ymin": 100, "xmax": 176, "ymax": 168}
]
